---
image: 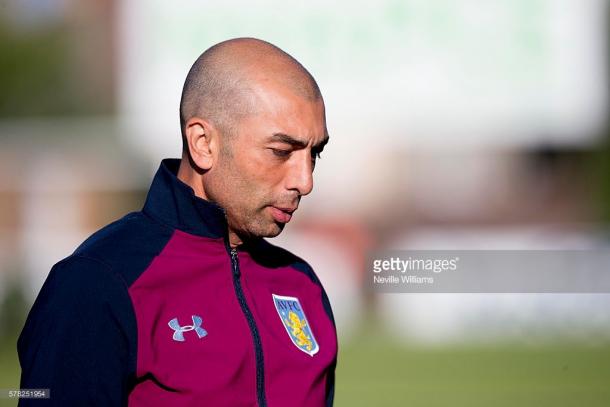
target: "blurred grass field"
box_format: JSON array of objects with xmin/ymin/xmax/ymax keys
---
[
  {"xmin": 335, "ymin": 328, "xmax": 610, "ymax": 407},
  {"xmin": 1, "ymin": 329, "xmax": 609, "ymax": 407},
  {"xmin": 0, "ymin": 339, "xmax": 19, "ymax": 407}
]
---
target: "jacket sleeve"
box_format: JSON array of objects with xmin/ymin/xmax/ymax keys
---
[
  {"xmin": 321, "ymin": 285, "xmax": 337, "ymax": 407},
  {"xmin": 17, "ymin": 255, "xmax": 137, "ymax": 407},
  {"xmin": 292, "ymin": 258, "xmax": 338, "ymax": 407}
]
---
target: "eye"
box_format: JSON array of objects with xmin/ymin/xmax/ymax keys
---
[
  {"xmin": 311, "ymin": 151, "xmax": 322, "ymax": 161},
  {"xmin": 271, "ymin": 148, "xmax": 291, "ymax": 158}
]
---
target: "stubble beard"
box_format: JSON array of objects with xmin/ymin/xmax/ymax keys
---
[{"xmin": 213, "ymin": 146, "xmax": 283, "ymax": 241}]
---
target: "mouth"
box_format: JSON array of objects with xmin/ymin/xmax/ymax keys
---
[{"xmin": 269, "ymin": 206, "xmax": 296, "ymax": 224}]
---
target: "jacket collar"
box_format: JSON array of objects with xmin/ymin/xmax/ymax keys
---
[{"xmin": 142, "ymin": 158, "xmax": 228, "ymax": 239}]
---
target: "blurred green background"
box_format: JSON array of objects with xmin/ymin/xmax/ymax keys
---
[{"xmin": 3, "ymin": 320, "xmax": 610, "ymax": 406}]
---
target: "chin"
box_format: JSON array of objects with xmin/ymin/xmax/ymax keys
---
[
  {"xmin": 241, "ymin": 221, "xmax": 286, "ymax": 241},
  {"xmin": 265, "ymin": 223, "xmax": 286, "ymax": 238},
  {"xmin": 250, "ymin": 221, "xmax": 285, "ymax": 239}
]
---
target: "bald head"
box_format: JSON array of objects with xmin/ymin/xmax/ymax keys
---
[{"xmin": 179, "ymin": 38, "xmax": 323, "ymax": 152}]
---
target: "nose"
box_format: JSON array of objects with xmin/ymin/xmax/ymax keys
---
[{"xmin": 286, "ymin": 151, "xmax": 314, "ymax": 196}]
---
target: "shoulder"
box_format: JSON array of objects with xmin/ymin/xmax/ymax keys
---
[
  {"xmin": 72, "ymin": 211, "xmax": 175, "ymax": 286},
  {"xmin": 35, "ymin": 254, "xmax": 131, "ymax": 311},
  {"xmin": 19, "ymin": 254, "xmax": 137, "ymax": 351},
  {"xmin": 254, "ymin": 239, "xmax": 337, "ymax": 327},
  {"xmin": 251, "ymin": 238, "xmax": 323, "ymax": 286},
  {"xmin": 17, "ymin": 254, "xmax": 138, "ymax": 387}
]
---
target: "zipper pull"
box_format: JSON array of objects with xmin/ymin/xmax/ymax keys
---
[{"xmin": 230, "ymin": 248, "xmax": 240, "ymax": 277}]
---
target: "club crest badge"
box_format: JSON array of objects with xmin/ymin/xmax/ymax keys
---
[{"xmin": 272, "ymin": 294, "xmax": 319, "ymax": 356}]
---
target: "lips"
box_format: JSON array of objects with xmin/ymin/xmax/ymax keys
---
[{"xmin": 269, "ymin": 206, "xmax": 295, "ymax": 223}]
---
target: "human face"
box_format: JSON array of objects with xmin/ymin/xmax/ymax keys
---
[{"xmin": 205, "ymin": 82, "xmax": 328, "ymax": 244}]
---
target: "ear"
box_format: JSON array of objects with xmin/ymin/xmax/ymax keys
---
[{"xmin": 184, "ymin": 117, "xmax": 217, "ymax": 170}]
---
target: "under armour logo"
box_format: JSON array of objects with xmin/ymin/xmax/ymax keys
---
[{"xmin": 168, "ymin": 315, "xmax": 208, "ymax": 342}]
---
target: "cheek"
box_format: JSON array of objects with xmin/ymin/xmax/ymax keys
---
[
  {"xmin": 221, "ymin": 161, "xmax": 268, "ymax": 210},
  {"xmin": 238, "ymin": 151, "xmax": 285, "ymax": 191},
  {"xmin": 217, "ymin": 148, "xmax": 287, "ymax": 211}
]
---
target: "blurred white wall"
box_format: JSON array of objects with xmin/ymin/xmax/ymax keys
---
[{"xmin": 118, "ymin": 0, "xmax": 607, "ymax": 160}]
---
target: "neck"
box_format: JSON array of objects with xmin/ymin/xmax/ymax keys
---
[
  {"xmin": 227, "ymin": 231, "xmax": 243, "ymax": 248},
  {"xmin": 177, "ymin": 158, "xmax": 243, "ymax": 248},
  {"xmin": 177, "ymin": 158, "xmax": 207, "ymax": 200}
]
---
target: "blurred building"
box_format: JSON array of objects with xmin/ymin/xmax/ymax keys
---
[{"xmin": 1, "ymin": 0, "xmax": 610, "ymax": 344}]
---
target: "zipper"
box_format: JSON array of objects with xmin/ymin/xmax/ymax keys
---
[{"xmin": 228, "ymin": 246, "xmax": 267, "ymax": 407}]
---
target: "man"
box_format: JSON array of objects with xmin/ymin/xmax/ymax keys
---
[{"xmin": 17, "ymin": 38, "xmax": 337, "ymax": 406}]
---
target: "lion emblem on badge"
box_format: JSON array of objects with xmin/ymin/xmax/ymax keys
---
[{"xmin": 285, "ymin": 311, "xmax": 313, "ymax": 351}]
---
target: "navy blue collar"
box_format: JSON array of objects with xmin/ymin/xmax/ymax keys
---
[{"xmin": 142, "ymin": 158, "xmax": 228, "ymax": 239}]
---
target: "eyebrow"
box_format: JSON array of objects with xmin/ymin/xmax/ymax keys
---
[{"xmin": 270, "ymin": 132, "xmax": 329, "ymax": 151}]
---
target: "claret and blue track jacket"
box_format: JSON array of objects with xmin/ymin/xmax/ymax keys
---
[{"xmin": 17, "ymin": 158, "xmax": 338, "ymax": 406}]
